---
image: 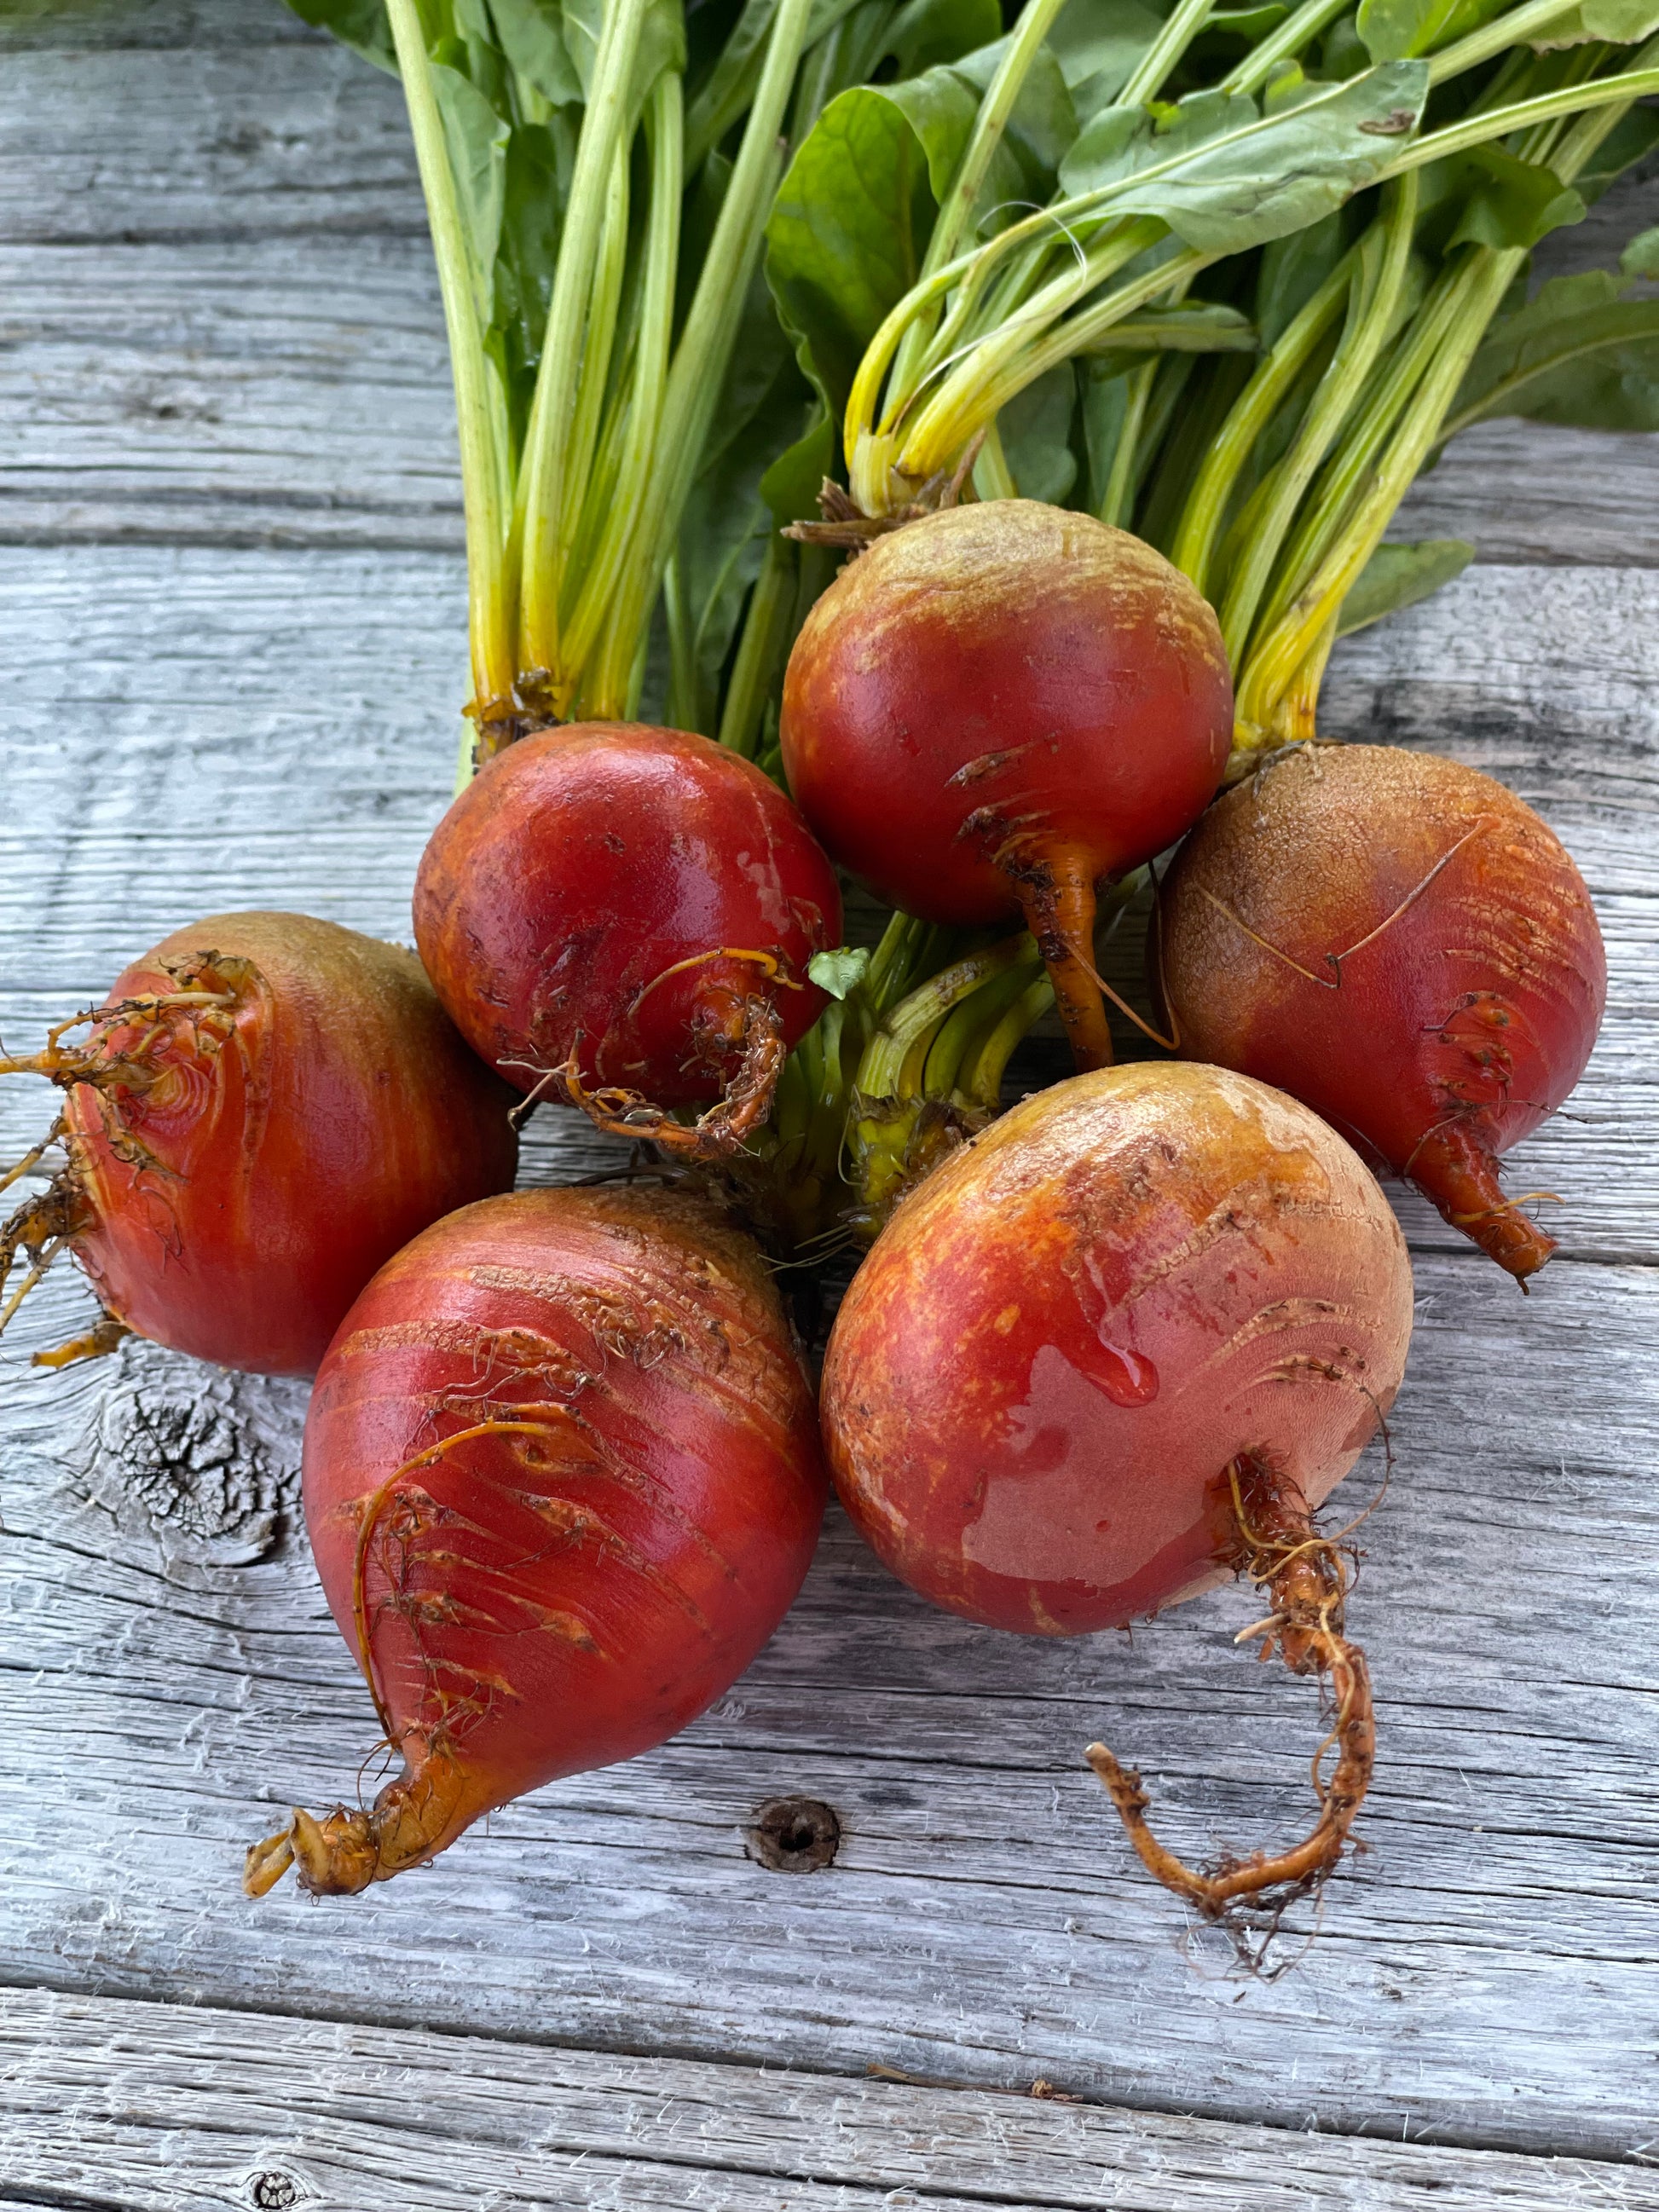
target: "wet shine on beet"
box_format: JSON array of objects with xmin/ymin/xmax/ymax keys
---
[
  {"xmin": 780, "ymin": 501, "xmax": 1232, "ymax": 1070},
  {"xmin": 823, "ymin": 1061, "xmax": 1413, "ymax": 1918},
  {"xmin": 246, "ymin": 1187, "xmax": 827, "ymax": 1896},
  {"xmin": 1158, "ymin": 743, "xmax": 1606, "ymax": 1282},
  {"xmin": 414, "ymin": 723, "xmax": 841, "ymax": 1154}
]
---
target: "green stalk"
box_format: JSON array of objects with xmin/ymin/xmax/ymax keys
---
[
  {"xmin": 1119, "ymin": 0, "xmax": 1218, "ymax": 105},
  {"xmin": 1240, "ymin": 266, "xmax": 1466, "ymax": 684},
  {"xmin": 959, "ymin": 972, "xmax": 1056, "ymax": 1112},
  {"xmin": 886, "ymin": 0, "xmax": 1073, "ymax": 408},
  {"xmin": 1379, "ymin": 66, "xmax": 1659, "ymax": 177},
  {"xmin": 857, "ymin": 937, "xmax": 1034, "ymax": 1100},
  {"xmin": 516, "ymin": 0, "xmax": 654, "ymax": 690},
  {"xmin": 922, "ymin": 956, "xmax": 1042, "ymax": 1096},
  {"xmin": 1428, "ymin": 0, "xmax": 1595, "ymax": 84},
  {"xmin": 590, "ymin": 0, "xmax": 815, "ymax": 712},
  {"xmin": 1234, "ymin": 249, "xmax": 1521, "ymax": 743},
  {"xmin": 561, "ymin": 73, "xmax": 684, "ymax": 702},
  {"xmin": 1170, "ymin": 247, "xmax": 1355, "ymax": 593},
  {"xmin": 1097, "ymin": 360, "xmax": 1159, "ymax": 527},
  {"xmin": 558, "ymin": 136, "xmax": 633, "ymax": 580},
  {"xmin": 1223, "ymin": 0, "xmax": 1352, "ymax": 95},
  {"xmin": 717, "ymin": 532, "xmax": 797, "ymax": 754},
  {"xmin": 910, "ymin": 242, "xmax": 1211, "ymax": 476},
  {"xmin": 891, "ymin": 221, "xmax": 1175, "ymax": 484},
  {"xmin": 1218, "ymin": 171, "xmax": 1417, "ymax": 667},
  {"xmin": 384, "ymin": 0, "xmax": 514, "ymax": 720}
]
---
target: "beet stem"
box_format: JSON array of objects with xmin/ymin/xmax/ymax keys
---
[{"xmin": 1086, "ymin": 1453, "xmax": 1375, "ymax": 1923}]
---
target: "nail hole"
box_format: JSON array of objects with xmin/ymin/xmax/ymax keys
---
[
  {"xmin": 250, "ymin": 2173, "xmax": 302, "ymax": 2209},
  {"xmin": 745, "ymin": 1795, "xmax": 841, "ymax": 1873}
]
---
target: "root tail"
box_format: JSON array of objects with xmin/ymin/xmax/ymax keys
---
[
  {"xmin": 553, "ymin": 995, "xmax": 787, "ymax": 1159},
  {"xmin": 1087, "ymin": 1454, "xmax": 1374, "ymax": 1935},
  {"xmin": 1408, "ymin": 1119, "xmax": 1556, "ymax": 1283},
  {"xmin": 1014, "ymin": 851, "xmax": 1113, "ymax": 1074},
  {"xmin": 244, "ymin": 1742, "xmax": 471, "ymax": 1899}
]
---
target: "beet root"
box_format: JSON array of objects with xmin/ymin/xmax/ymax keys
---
[
  {"xmin": 1157, "ymin": 743, "xmax": 1606, "ymax": 1282},
  {"xmin": 413, "ymin": 723, "xmax": 841, "ymax": 1156},
  {"xmin": 780, "ymin": 501, "xmax": 1232, "ymax": 1071},
  {"xmin": 245, "ymin": 1186, "xmax": 827, "ymax": 1897},
  {"xmin": 0, "ymin": 912, "xmax": 517, "ymax": 1375},
  {"xmin": 821, "ymin": 1061, "xmax": 1413, "ymax": 1920}
]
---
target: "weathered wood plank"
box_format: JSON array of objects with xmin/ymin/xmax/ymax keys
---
[
  {"xmin": 2, "ymin": 1990, "xmax": 1653, "ymax": 2212},
  {"xmin": 0, "ymin": 43, "xmax": 419, "ymax": 245},
  {"xmin": 0, "ymin": 241, "xmax": 458, "ymax": 552},
  {"xmin": 0, "ymin": 1241, "xmax": 1656, "ymax": 2158}
]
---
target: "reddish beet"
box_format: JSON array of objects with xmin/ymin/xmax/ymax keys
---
[
  {"xmin": 822, "ymin": 1062, "xmax": 1413, "ymax": 1919},
  {"xmin": 779, "ymin": 500, "xmax": 1232, "ymax": 1070},
  {"xmin": 413, "ymin": 723, "xmax": 842, "ymax": 1155},
  {"xmin": 0, "ymin": 912, "xmax": 516, "ymax": 1376},
  {"xmin": 1157, "ymin": 744, "xmax": 1606, "ymax": 1283},
  {"xmin": 245, "ymin": 1186, "xmax": 826, "ymax": 1896}
]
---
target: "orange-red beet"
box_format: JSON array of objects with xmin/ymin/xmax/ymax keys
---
[
  {"xmin": 0, "ymin": 912, "xmax": 517, "ymax": 1376},
  {"xmin": 246, "ymin": 1187, "xmax": 827, "ymax": 1897},
  {"xmin": 1158, "ymin": 745, "xmax": 1605, "ymax": 1282},
  {"xmin": 414, "ymin": 723, "xmax": 841, "ymax": 1154},
  {"xmin": 823, "ymin": 1063, "xmax": 1413, "ymax": 1918},
  {"xmin": 780, "ymin": 502, "xmax": 1232, "ymax": 1070}
]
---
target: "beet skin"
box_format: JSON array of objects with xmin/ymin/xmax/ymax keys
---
[
  {"xmin": 414, "ymin": 722, "xmax": 841, "ymax": 1151},
  {"xmin": 247, "ymin": 1187, "xmax": 827, "ymax": 1895},
  {"xmin": 6, "ymin": 911, "xmax": 517, "ymax": 1376},
  {"xmin": 1158, "ymin": 743, "xmax": 1606, "ymax": 1281},
  {"xmin": 780, "ymin": 501, "xmax": 1232, "ymax": 1070}
]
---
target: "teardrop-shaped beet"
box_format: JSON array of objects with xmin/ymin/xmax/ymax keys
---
[
  {"xmin": 1157, "ymin": 743, "xmax": 1605, "ymax": 1281},
  {"xmin": 780, "ymin": 501, "xmax": 1232, "ymax": 1070},
  {"xmin": 246, "ymin": 1186, "xmax": 827, "ymax": 1897}
]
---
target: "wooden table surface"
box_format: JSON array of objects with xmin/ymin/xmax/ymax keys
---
[{"xmin": 1, "ymin": 4, "xmax": 1656, "ymax": 2205}]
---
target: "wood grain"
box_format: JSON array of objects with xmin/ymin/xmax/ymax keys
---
[{"xmin": 3, "ymin": 1989, "xmax": 1654, "ymax": 2212}]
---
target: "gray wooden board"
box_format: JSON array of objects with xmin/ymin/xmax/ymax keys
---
[
  {"xmin": 3, "ymin": 1992, "xmax": 1656, "ymax": 2212},
  {"xmin": 3, "ymin": 0, "xmax": 1659, "ymax": 2200}
]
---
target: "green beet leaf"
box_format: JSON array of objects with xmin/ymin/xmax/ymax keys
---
[
  {"xmin": 1337, "ymin": 539, "xmax": 1474, "ymax": 634},
  {"xmin": 766, "ymin": 88, "xmax": 945, "ymax": 422},
  {"xmin": 1446, "ymin": 146, "xmax": 1584, "ymax": 251},
  {"xmin": 431, "ymin": 59, "xmax": 511, "ymax": 326},
  {"xmin": 1048, "ymin": 0, "xmax": 1168, "ymax": 120},
  {"xmin": 285, "ymin": 0, "xmax": 396, "ymax": 70},
  {"xmin": 1447, "ymin": 270, "xmax": 1659, "ymax": 436},
  {"xmin": 1056, "ymin": 62, "xmax": 1430, "ymax": 255},
  {"xmin": 489, "ymin": 0, "xmax": 585, "ymax": 105},
  {"xmin": 1355, "ymin": 0, "xmax": 1506, "ymax": 63},
  {"xmin": 1531, "ymin": 0, "xmax": 1659, "ymax": 43}
]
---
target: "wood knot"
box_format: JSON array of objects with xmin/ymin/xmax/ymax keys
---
[{"xmin": 744, "ymin": 1795, "xmax": 841, "ymax": 1874}]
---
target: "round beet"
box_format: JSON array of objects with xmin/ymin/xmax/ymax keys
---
[
  {"xmin": 780, "ymin": 501, "xmax": 1232, "ymax": 1070},
  {"xmin": 246, "ymin": 1187, "xmax": 827, "ymax": 1896},
  {"xmin": 822, "ymin": 1061, "xmax": 1413, "ymax": 1920},
  {"xmin": 0, "ymin": 912, "xmax": 517, "ymax": 1376},
  {"xmin": 1157, "ymin": 744, "xmax": 1606, "ymax": 1283},
  {"xmin": 414, "ymin": 723, "xmax": 842, "ymax": 1155}
]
